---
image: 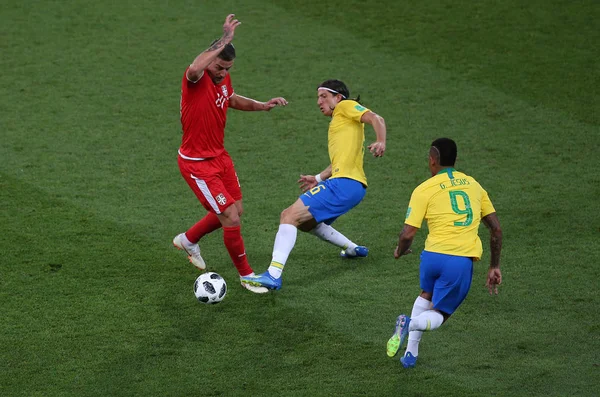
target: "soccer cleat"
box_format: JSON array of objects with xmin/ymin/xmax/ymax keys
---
[
  {"xmin": 240, "ymin": 279, "xmax": 269, "ymax": 294},
  {"xmin": 340, "ymin": 245, "xmax": 369, "ymax": 259},
  {"xmin": 240, "ymin": 271, "xmax": 282, "ymax": 290},
  {"xmin": 400, "ymin": 352, "xmax": 417, "ymax": 368},
  {"xmin": 173, "ymin": 233, "xmax": 206, "ymax": 270},
  {"xmin": 386, "ymin": 314, "xmax": 411, "ymax": 358}
]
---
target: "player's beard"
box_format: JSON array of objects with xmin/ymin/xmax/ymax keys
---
[{"xmin": 209, "ymin": 72, "xmax": 224, "ymax": 85}]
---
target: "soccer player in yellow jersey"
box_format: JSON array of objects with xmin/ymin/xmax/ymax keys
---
[
  {"xmin": 241, "ymin": 80, "xmax": 386, "ymax": 290},
  {"xmin": 386, "ymin": 138, "xmax": 503, "ymax": 368}
]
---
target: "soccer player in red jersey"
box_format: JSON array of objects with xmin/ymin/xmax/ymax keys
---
[{"xmin": 173, "ymin": 14, "xmax": 288, "ymax": 294}]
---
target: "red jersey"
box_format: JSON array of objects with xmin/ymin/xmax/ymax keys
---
[{"xmin": 179, "ymin": 68, "xmax": 234, "ymax": 159}]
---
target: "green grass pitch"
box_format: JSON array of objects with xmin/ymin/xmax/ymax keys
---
[{"xmin": 1, "ymin": 0, "xmax": 598, "ymax": 395}]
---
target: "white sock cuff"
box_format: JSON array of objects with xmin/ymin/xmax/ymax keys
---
[
  {"xmin": 311, "ymin": 223, "xmax": 330, "ymax": 234},
  {"xmin": 415, "ymin": 296, "xmax": 431, "ymax": 310},
  {"xmin": 279, "ymin": 223, "xmax": 297, "ymax": 235},
  {"xmin": 181, "ymin": 233, "xmax": 192, "ymax": 245},
  {"xmin": 424, "ymin": 310, "xmax": 444, "ymax": 331},
  {"xmin": 411, "ymin": 296, "xmax": 432, "ymax": 319},
  {"xmin": 410, "ymin": 310, "xmax": 444, "ymax": 332}
]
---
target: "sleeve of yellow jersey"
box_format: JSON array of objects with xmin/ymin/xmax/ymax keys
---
[
  {"xmin": 404, "ymin": 187, "xmax": 428, "ymax": 228},
  {"xmin": 338, "ymin": 100, "xmax": 369, "ymax": 121},
  {"xmin": 480, "ymin": 187, "xmax": 496, "ymax": 217}
]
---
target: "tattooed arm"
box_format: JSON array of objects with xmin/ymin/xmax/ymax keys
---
[
  {"xmin": 186, "ymin": 14, "xmax": 241, "ymax": 82},
  {"xmin": 394, "ymin": 224, "xmax": 419, "ymax": 259},
  {"xmin": 482, "ymin": 212, "xmax": 503, "ymax": 294}
]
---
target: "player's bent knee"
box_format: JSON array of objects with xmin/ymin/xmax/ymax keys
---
[
  {"xmin": 218, "ymin": 205, "xmax": 241, "ymax": 227},
  {"xmin": 279, "ymin": 207, "xmax": 295, "ymax": 224},
  {"xmin": 220, "ymin": 215, "xmax": 240, "ymax": 227},
  {"xmin": 280, "ymin": 199, "xmax": 312, "ymax": 227}
]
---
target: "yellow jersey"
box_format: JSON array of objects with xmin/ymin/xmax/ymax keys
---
[
  {"xmin": 405, "ymin": 168, "xmax": 496, "ymax": 260},
  {"xmin": 328, "ymin": 100, "xmax": 369, "ymax": 186}
]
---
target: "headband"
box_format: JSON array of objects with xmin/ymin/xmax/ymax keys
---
[{"xmin": 318, "ymin": 87, "xmax": 347, "ymax": 99}]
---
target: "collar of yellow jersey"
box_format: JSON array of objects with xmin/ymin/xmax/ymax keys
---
[{"xmin": 437, "ymin": 167, "xmax": 456, "ymax": 178}]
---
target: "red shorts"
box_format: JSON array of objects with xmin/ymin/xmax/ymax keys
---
[{"xmin": 178, "ymin": 152, "xmax": 242, "ymax": 214}]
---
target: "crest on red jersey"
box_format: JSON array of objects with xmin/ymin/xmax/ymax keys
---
[
  {"xmin": 216, "ymin": 193, "xmax": 227, "ymax": 206},
  {"xmin": 221, "ymin": 85, "xmax": 228, "ymax": 98}
]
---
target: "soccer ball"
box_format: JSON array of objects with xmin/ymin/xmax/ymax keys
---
[{"xmin": 193, "ymin": 272, "xmax": 227, "ymax": 304}]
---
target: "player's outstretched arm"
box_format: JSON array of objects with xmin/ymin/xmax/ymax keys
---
[
  {"xmin": 298, "ymin": 165, "xmax": 331, "ymax": 192},
  {"xmin": 187, "ymin": 14, "xmax": 241, "ymax": 82},
  {"xmin": 361, "ymin": 111, "xmax": 387, "ymax": 157},
  {"xmin": 229, "ymin": 94, "xmax": 288, "ymax": 111},
  {"xmin": 394, "ymin": 224, "xmax": 418, "ymax": 259},
  {"xmin": 482, "ymin": 212, "xmax": 503, "ymax": 295}
]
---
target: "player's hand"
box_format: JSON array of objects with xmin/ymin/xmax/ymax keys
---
[
  {"xmin": 368, "ymin": 141, "xmax": 386, "ymax": 157},
  {"xmin": 485, "ymin": 268, "xmax": 502, "ymax": 295},
  {"xmin": 298, "ymin": 175, "xmax": 318, "ymax": 192},
  {"xmin": 394, "ymin": 245, "xmax": 412, "ymax": 259},
  {"xmin": 223, "ymin": 14, "xmax": 241, "ymax": 43},
  {"xmin": 264, "ymin": 97, "xmax": 288, "ymax": 111}
]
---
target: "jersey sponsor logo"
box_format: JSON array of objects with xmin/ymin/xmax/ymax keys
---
[
  {"xmin": 216, "ymin": 193, "xmax": 227, "ymax": 206},
  {"xmin": 354, "ymin": 104, "xmax": 366, "ymax": 112},
  {"xmin": 406, "ymin": 207, "xmax": 412, "ymax": 219}
]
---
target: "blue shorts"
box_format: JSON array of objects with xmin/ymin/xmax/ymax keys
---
[
  {"xmin": 299, "ymin": 178, "xmax": 366, "ymax": 225},
  {"xmin": 419, "ymin": 251, "xmax": 473, "ymax": 315}
]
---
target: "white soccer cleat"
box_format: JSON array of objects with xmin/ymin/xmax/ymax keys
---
[
  {"xmin": 240, "ymin": 278, "xmax": 269, "ymax": 294},
  {"xmin": 173, "ymin": 233, "xmax": 206, "ymax": 270}
]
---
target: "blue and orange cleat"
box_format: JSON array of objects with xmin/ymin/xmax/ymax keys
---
[
  {"xmin": 386, "ymin": 314, "xmax": 411, "ymax": 358},
  {"xmin": 340, "ymin": 246, "xmax": 369, "ymax": 259},
  {"xmin": 240, "ymin": 271, "xmax": 282, "ymax": 290},
  {"xmin": 400, "ymin": 352, "xmax": 418, "ymax": 368}
]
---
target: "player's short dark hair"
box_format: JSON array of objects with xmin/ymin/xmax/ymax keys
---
[
  {"xmin": 431, "ymin": 138, "xmax": 457, "ymax": 166},
  {"xmin": 210, "ymin": 39, "xmax": 236, "ymax": 61}
]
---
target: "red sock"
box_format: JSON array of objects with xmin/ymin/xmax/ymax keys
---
[
  {"xmin": 222, "ymin": 225, "xmax": 253, "ymax": 277},
  {"xmin": 185, "ymin": 212, "xmax": 222, "ymax": 243}
]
